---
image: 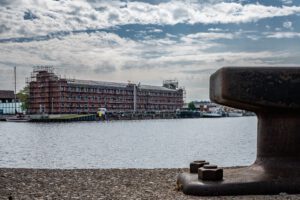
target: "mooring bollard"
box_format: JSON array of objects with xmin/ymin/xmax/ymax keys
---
[{"xmin": 177, "ymin": 67, "xmax": 300, "ymax": 196}]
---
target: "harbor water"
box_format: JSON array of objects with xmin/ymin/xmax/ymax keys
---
[{"xmin": 0, "ymin": 117, "xmax": 257, "ymax": 169}]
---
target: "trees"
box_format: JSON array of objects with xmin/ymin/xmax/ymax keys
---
[
  {"xmin": 188, "ymin": 101, "xmax": 196, "ymax": 110},
  {"xmin": 17, "ymin": 86, "xmax": 29, "ymax": 111}
]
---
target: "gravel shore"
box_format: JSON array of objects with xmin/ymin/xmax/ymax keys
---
[{"xmin": 1, "ymin": 168, "xmax": 300, "ymax": 200}]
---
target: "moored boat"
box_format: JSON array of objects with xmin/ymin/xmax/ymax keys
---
[
  {"xmin": 6, "ymin": 114, "xmax": 30, "ymax": 122},
  {"xmin": 227, "ymin": 112, "xmax": 243, "ymax": 117},
  {"xmin": 202, "ymin": 111, "xmax": 222, "ymax": 118}
]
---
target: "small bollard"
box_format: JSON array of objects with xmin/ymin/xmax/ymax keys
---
[
  {"xmin": 177, "ymin": 67, "xmax": 300, "ymax": 196},
  {"xmin": 190, "ymin": 160, "xmax": 209, "ymax": 173}
]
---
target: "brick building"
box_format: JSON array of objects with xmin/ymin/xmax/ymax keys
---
[{"xmin": 27, "ymin": 66, "xmax": 184, "ymax": 114}]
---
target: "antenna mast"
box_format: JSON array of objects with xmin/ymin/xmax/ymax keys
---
[{"xmin": 14, "ymin": 66, "xmax": 17, "ymax": 114}]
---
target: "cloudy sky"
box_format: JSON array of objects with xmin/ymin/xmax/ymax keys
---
[{"xmin": 1, "ymin": 0, "xmax": 300, "ymax": 100}]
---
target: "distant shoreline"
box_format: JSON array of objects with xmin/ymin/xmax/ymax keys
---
[{"xmin": 1, "ymin": 111, "xmax": 255, "ymax": 122}]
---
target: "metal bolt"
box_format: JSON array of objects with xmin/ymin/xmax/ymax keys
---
[
  {"xmin": 190, "ymin": 160, "xmax": 209, "ymax": 173},
  {"xmin": 198, "ymin": 165, "xmax": 223, "ymax": 181},
  {"xmin": 194, "ymin": 160, "xmax": 206, "ymax": 163},
  {"xmin": 203, "ymin": 165, "xmax": 218, "ymax": 169}
]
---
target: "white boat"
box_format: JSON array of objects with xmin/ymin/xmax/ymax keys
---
[
  {"xmin": 202, "ymin": 111, "xmax": 222, "ymax": 118},
  {"xmin": 6, "ymin": 114, "xmax": 30, "ymax": 122},
  {"xmin": 227, "ymin": 112, "xmax": 243, "ymax": 117}
]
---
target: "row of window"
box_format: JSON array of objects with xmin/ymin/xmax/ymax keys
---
[
  {"xmin": 31, "ymin": 102, "xmax": 182, "ymax": 109},
  {"xmin": 30, "ymin": 88, "xmax": 182, "ymax": 97},
  {"xmin": 30, "ymin": 95, "xmax": 182, "ymax": 102},
  {"xmin": 30, "ymin": 91, "xmax": 183, "ymax": 99},
  {"xmin": 31, "ymin": 98, "xmax": 182, "ymax": 104},
  {"xmin": 33, "ymin": 104, "xmax": 179, "ymax": 111},
  {"xmin": 63, "ymin": 87, "xmax": 182, "ymax": 97}
]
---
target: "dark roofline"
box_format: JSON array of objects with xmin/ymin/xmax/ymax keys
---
[{"xmin": 0, "ymin": 90, "xmax": 15, "ymax": 99}]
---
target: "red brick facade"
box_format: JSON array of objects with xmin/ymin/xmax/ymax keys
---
[{"xmin": 28, "ymin": 68, "xmax": 184, "ymax": 114}]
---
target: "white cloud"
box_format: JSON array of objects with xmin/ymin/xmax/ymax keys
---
[
  {"xmin": 283, "ymin": 21, "xmax": 293, "ymax": 30},
  {"xmin": 1, "ymin": 30, "xmax": 296, "ymax": 100},
  {"xmin": 182, "ymin": 32, "xmax": 235, "ymax": 43},
  {"xmin": 208, "ymin": 28, "xmax": 224, "ymax": 32},
  {"xmin": 281, "ymin": 0, "xmax": 293, "ymax": 5},
  {"xmin": 246, "ymin": 35, "xmax": 260, "ymax": 40},
  {"xmin": 1, "ymin": 1, "xmax": 300, "ymax": 38},
  {"xmin": 1, "ymin": 1, "xmax": 300, "ymax": 100},
  {"xmin": 266, "ymin": 31, "xmax": 300, "ymax": 38},
  {"xmin": 148, "ymin": 28, "xmax": 163, "ymax": 33}
]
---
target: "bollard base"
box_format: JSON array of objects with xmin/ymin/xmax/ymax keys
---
[{"xmin": 177, "ymin": 164, "xmax": 300, "ymax": 196}]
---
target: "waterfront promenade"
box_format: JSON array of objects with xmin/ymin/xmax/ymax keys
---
[{"xmin": 1, "ymin": 167, "xmax": 299, "ymax": 199}]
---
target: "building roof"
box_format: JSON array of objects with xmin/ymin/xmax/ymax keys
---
[
  {"xmin": 0, "ymin": 90, "xmax": 15, "ymax": 99},
  {"xmin": 67, "ymin": 79, "xmax": 178, "ymax": 91},
  {"xmin": 67, "ymin": 79, "xmax": 128, "ymax": 88},
  {"xmin": 139, "ymin": 84, "xmax": 176, "ymax": 91}
]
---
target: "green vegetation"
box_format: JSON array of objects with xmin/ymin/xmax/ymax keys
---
[
  {"xmin": 17, "ymin": 86, "xmax": 29, "ymax": 111},
  {"xmin": 188, "ymin": 101, "xmax": 196, "ymax": 110}
]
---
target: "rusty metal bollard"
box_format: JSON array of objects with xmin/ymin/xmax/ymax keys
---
[{"xmin": 177, "ymin": 67, "xmax": 300, "ymax": 196}]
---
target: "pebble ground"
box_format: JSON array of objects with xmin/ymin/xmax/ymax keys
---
[{"xmin": 1, "ymin": 168, "xmax": 300, "ymax": 200}]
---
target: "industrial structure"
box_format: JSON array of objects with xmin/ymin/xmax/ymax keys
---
[
  {"xmin": 0, "ymin": 90, "xmax": 22, "ymax": 114},
  {"xmin": 27, "ymin": 66, "xmax": 185, "ymax": 114},
  {"xmin": 0, "ymin": 90, "xmax": 15, "ymax": 103}
]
